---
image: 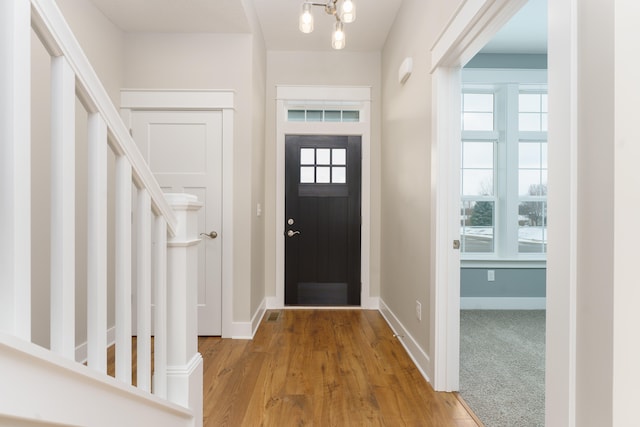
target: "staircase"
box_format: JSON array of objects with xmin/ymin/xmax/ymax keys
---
[{"xmin": 1, "ymin": 1, "xmax": 203, "ymax": 426}]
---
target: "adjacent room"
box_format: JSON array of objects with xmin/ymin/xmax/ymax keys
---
[{"xmin": 458, "ymin": 1, "xmax": 548, "ymax": 425}]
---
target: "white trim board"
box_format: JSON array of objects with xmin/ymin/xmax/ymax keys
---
[
  {"xmin": 460, "ymin": 297, "xmax": 546, "ymax": 310},
  {"xmin": 273, "ymin": 85, "xmax": 373, "ymax": 309},
  {"xmin": 429, "ymin": 0, "xmax": 530, "ymax": 393},
  {"xmin": 379, "ymin": 299, "xmax": 432, "ymax": 384}
]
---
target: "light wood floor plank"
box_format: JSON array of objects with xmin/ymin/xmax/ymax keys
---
[{"xmin": 200, "ymin": 310, "xmax": 479, "ymax": 427}]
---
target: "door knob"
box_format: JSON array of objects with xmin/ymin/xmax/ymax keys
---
[
  {"xmin": 287, "ymin": 230, "xmax": 301, "ymax": 238},
  {"xmin": 200, "ymin": 231, "xmax": 218, "ymax": 239}
]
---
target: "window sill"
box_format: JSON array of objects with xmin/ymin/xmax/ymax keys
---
[{"xmin": 461, "ymin": 258, "xmax": 547, "ymax": 269}]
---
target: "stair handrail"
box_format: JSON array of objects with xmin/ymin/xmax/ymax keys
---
[{"xmin": 31, "ymin": 0, "xmax": 178, "ymax": 235}]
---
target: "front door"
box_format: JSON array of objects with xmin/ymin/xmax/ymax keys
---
[
  {"xmin": 285, "ymin": 135, "xmax": 361, "ymax": 306},
  {"xmin": 131, "ymin": 110, "xmax": 222, "ymax": 335}
]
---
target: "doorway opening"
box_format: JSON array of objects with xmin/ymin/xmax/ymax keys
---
[{"xmin": 457, "ymin": 2, "xmax": 548, "ymax": 424}]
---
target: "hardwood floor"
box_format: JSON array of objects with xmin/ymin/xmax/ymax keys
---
[{"xmin": 200, "ymin": 310, "xmax": 479, "ymax": 426}]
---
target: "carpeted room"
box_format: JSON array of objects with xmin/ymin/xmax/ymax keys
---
[{"xmin": 459, "ymin": 269, "xmax": 546, "ymax": 426}]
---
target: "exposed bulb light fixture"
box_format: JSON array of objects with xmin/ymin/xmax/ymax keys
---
[
  {"xmin": 339, "ymin": 0, "xmax": 356, "ymax": 23},
  {"xmin": 332, "ymin": 21, "xmax": 346, "ymax": 50},
  {"xmin": 299, "ymin": 3, "xmax": 314, "ymax": 34},
  {"xmin": 298, "ymin": 0, "xmax": 357, "ymax": 50}
]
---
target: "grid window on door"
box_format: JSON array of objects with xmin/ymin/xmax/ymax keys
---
[{"xmin": 300, "ymin": 148, "xmax": 347, "ymax": 184}]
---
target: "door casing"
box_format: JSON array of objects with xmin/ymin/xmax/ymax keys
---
[
  {"xmin": 272, "ymin": 86, "xmax": 374, "ymax": 309},
  {"xmin": 120, "ymin": 90, "xmax": 235, "ymax": 338}
]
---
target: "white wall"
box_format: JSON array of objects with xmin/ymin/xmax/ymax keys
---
[
  {"xmin": 575, "ymin": 1, "xmax": 614, "ymax": 424},
  {"xmin": 535, "ymin": 0, "xmax": 640, "ymax": 424},
  {"xmin": 263, "ymin": 50, "xmax": 382, "ymax": 303},
  {"xmin": 612, "ymin": 2, "xmax": 640, "ymax": 424},
  {"xmin": 379, "ymin": 0, "xmax": 463, "ymax": 376},
  {"xmin": 245, "ymin": 1, "xmax": 268, "ymax": 321},
  {"xmin": 122, "ymin": 31, "xmax": 265, "ymax": 324}
]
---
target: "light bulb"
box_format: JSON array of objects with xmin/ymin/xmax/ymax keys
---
[
  {"xmin": 332, "ymin": 21, "xmax": 346, "ymax": 50},
  {"xmin": 299, "ymin": 3, "xmax": 314, "ymax": 33},
  {"xmin": 339, "ymin": 0, "xmax": 356, "ymax": 24}
]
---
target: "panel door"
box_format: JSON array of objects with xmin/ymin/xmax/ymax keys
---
[
  {"xmin": 132, "ymin": 110, "xmax": 222, "ymax": 335},
  {"xmin": 285, "ymin": 135, "xmax": 361, "ymax": 306}
]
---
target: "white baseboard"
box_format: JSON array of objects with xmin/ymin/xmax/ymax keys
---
[
  {"xmin": 75, "ymin": 326, "xmax": 116, "ymax": 364},
  {"xmin": 251, "ymin": 298, "xmax": 267, "ymax": 337},
  {"xmin": 266, "ymin": 296, "xmax": 281, "ymax": 309},
  {"xmin": 361, "ymin": 296, "xmax": 380, "ymax": 310},
  {"xmin": 230, "ymin": 299, "xmax": 266, "ymax": 340},
  {"xmin": 378, "ymin": 299, "xmax": 432, "ymax": 384},
  {"xmin": 460, "ymin": 297, "xmax": 546, "ymax": 310}
]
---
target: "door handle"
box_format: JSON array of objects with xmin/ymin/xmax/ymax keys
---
[
  {"xmin": 287, "ymin": 230, "xmax": 301, "ymax": 238},
  {"xmin": 200, "ymin": 231, "xmax": 218, "ymax": 239}
]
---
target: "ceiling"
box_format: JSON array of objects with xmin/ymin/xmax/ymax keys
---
[
  {"xmin": 481, "ymin": 0, "xmax": 548, "ymax": 54},
  {"xmin": 87, "ymin": 0, "xmax": 546, "ymax": 54},
  {"xmin": 89, "ymin": 0, "xmax": 403, "ymax": 52}
]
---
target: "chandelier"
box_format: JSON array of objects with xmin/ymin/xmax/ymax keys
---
[{"xmin": 299, "ymin": 0, "xmax": 357, "ymax": 50}]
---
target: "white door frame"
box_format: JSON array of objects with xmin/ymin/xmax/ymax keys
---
[
  {"xmin": 120, "ymin": 89, "xmax": 235, "ymax": 338},
  {"xmin": 270, "ymin": 85, "xmax": 376, "ymax": 309},
  {"xmin": 430, "ymin": 0, "xmax": 529, "ymax": 391},
  {"xmin": 430, "ymin": 1, "xmax": 578, "ymax": 425}
]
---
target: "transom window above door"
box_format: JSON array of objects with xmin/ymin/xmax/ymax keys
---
[
  {"xmin": 300, "ymin": 148, "xmax": 347, "ymax": 184},
  {"xmin": 288, "ymin": 109, "xmax": 360, "ymax": 123}
]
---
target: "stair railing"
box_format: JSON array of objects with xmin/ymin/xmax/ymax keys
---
[{"xmin": 0, "ymin": 1, "xmax": 203, "ymax": 425}]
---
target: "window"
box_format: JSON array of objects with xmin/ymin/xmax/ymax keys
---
[
  {"xmin": 461, "ymin": 77, "xmax": 547, "ymax": 260},
  {"xmin": 300, "ymin": 148, "xmax": 347, "ymax": 184},
  {"xmin": 288, "ymin": 108, "xmax": 360, "ymax": 123}
]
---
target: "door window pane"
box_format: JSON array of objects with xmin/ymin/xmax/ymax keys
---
[
  {"xmin": 316, "ymin": 166, "xmax": 330, "ymax": 183},
  {"xmin": 332, "ymin": 148, "xmax": 346, "ymax": 165},
  {"xmin": 300, "ymin": 166, "xmax": 315, "ymax": 183},
  {"xmin": 332, "ymin": 167, "xmax": 346, "ymax": 183},
  {"xmin": 300, "ymin": 148, "xmax": 315, "ymax": 165},
  {"xmin": 316, "ymin": 149, "xmax": 331, "ymax": 165}
]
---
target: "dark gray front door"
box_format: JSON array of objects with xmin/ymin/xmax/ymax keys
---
[{"xmin": 285, "ymin": 135, "xmax": 361, "ymax": 306}]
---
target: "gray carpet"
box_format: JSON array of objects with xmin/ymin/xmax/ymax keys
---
[{"xmin": 460, "ymin": 310, "xmax": 545, "ymax": 427}]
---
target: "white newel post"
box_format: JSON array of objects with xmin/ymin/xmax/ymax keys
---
[{"xmin": 165, "ymin": 193, "xmax": 203, "ymax": 427}]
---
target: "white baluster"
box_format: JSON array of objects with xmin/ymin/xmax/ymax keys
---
[
  {"xmin": 153, "ymin": 216, "xmax": 168, "ymax": 398},
  {"xmin": 136, "ymin": 189, "xmax": 152, "ymax": 392},
  {"xmin": 0, "ymin": 0, "xmax": 31, "ymax": 340},
  {"xmin": 165, "ymin": 193, "xmax": 203, "ymax": 425},
  {"xmin": 115, "ymin": 156, "xmax": 132, "ymax": 384},
  {"xmin": 50, "ymin": 56, "xmax": 75, "ymax": 359},
  {"xmin": 87, "ymin": 113, "xmax": 108, "ymax": 372}
]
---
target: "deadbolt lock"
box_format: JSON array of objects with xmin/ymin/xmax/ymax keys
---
[{"xmin": 453, "ymin": 240, "xmax": 461, "ymax": 250}]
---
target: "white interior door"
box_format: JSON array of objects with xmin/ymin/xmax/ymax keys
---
[{"xmin": 132, "ymin": 110, "xmax": 222, "ymax": 336}]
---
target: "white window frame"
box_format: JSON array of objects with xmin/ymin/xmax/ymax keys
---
[{"xmin": 461, "ymin": 69, "xmax": 547, "ymax": 266}]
